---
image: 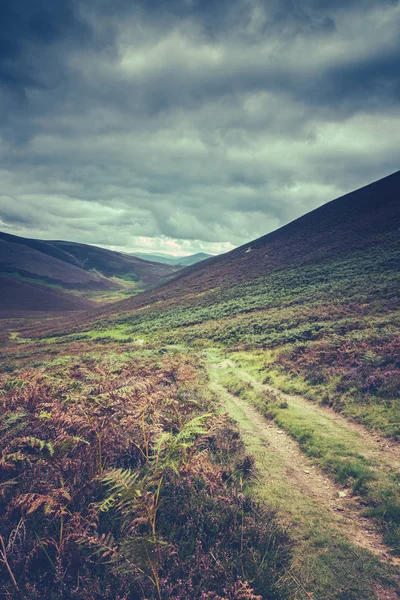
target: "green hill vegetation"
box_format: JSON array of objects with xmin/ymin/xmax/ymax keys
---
[
  {"xmin": 0, "ymin": 233, "xmax": 178, "ymax": 312},
  {"xmin": 0, "ymin": 171, "xmax": 399, "ymax": 599}
]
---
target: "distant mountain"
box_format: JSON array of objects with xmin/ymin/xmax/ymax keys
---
[
  {"xmin": 176, "ymin": 253, "xmax": 214, "ymax": 266},
  {"xmin": 131, "ymin": 252, "xmax": 214, "ymax": 266},
  {"xmin": 0, "ymin": 232, "xmax": 178, "ymax": 313},
  {"xmin": 129, "ymin": 252, "xmax": 180, "ymax": 265}
]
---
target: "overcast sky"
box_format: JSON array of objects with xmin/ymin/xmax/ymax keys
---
[{"xmin": 1, "ymin": 0, "xmax": 399, "ymax": 256}]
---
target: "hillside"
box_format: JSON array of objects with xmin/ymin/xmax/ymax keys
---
[
  {"xmin": 91, "ymin": 170, "xmax": 400, "ymax": 315},
  {"xmin": 1, "ymin": 171, "xmax": 399, "ymax": 599},
  {"xmin": 48, "ymin": 170, "xmax": 399, "ymax": 441},
  {"xmin": 51, "ymin": 240, "xmax": 180, "ymax": 283},
  {"xmin": 0, "ymin": 276, "xmax": 95, "ymax": 316},
  {"xmin": 24, "ymin": 170, "xmax": 399, "ymax": 436},
  {"xmin": 0, "ymin": 236, "xmax": 113, "ymax": 289},
  {"xmin": 0, "ymin": 232, "xmax": 178, "ymax": 311}
]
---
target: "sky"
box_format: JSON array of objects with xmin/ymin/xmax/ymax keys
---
[{"xmin": 0, "ymin": 0, "xmax": 399, "ymax": 257}]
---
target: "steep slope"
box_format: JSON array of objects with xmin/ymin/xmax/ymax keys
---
[
  {"xmin": 96, "ymin": 169, "xmax": 400, "ymax": 315},
  {"xmin": 0, "ymin": 276, "xmax": 95, "ymax": 315},
  {"xmin": 60, "ymin": 170, "xmax": 398, "ymax": 441}
]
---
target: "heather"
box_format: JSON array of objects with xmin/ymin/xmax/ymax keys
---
[
  {"xmin": 1, "ymin": 176, "xmax": 399, "ymax": 599},
  {"xmin": 34, "ymin": 241, "xmax": 400, "ymax": 437}
]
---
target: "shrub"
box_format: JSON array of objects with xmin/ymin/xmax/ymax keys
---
[{"xmin": 0, "ymin": 353, "xmax": 291, "ymax": 598}]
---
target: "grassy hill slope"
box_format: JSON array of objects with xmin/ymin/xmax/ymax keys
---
[
  {"xmin": 0, "ymin": 233, "xmax": 179, "ymax": 310},
  {"xmin": 51, "ymin": 241, "xmax": 180, "ymax": 284},
  {"xmin": 0, "ymin": 276, "xmax": 95, "ymax": 315},
  {"xmin": 54, "ymin": 171, "xmax": 399, "ymax": 438},
  {"xmin": 0, "ymin": 236, "xmax": 113, "ymax": 290},
  {"xmin": 101, "ymin": 169, "xmax": 400, "ymax": 312},
  {"xmin": 1, "ymin": 171, "xmax": 399, "ymax": 599}
]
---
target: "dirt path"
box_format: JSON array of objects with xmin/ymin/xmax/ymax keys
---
[
  {"xmin": 276, "ymin": 388, "xmax": 400, "ymax": 470},
  {"xmin": 216, "ymin": 357, "xmax": 400, "ymax": 475},
  {"xmin": 239, "ymin": 369, "xmax": 400, "ymax": 471},
  {"xmin": 209, "ymin": 352, "xmax": 400, "ymax": 598},
  {"xmin": 213, "ymin": 380, "xmax": 399, "ymax": 567}
]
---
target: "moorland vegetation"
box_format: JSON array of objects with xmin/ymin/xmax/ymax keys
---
[{"xmin": 1, "ymin": 171, "xmax": 399, "ymax": 599}]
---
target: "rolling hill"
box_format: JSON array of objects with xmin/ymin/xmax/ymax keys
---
[
  {"xmin": 50, "ymin": 240, "xmax": 180, "ymax": 282},
  {"xmin": 60, "ymin": 170, "xmax": 399, "ymax": 440},
  {"xmin": 0, "ymin": 276, "xmax": 96, "ymax": 316},
  {"xmin": 1, "ymin": 170, "xmax": 399, "ymax": 599},
  {"xmin": 93, "ymin": 169, "xmax": 400, "ymax": 316},
  {"xmin": 0, "ymin": 232, "xmax": 179, "ymax": 312}
]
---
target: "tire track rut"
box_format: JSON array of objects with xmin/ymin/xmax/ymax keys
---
[{"xmin": 214, "ymin": 381, "xmax": 399, "ymax": 568}]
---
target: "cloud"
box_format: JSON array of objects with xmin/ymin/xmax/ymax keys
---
[{"xmin": 0, "ymin": 0, "xmax": 399, "ymax": 255}]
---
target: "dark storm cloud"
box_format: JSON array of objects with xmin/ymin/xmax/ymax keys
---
[
  {"xmin": 0, "ymin": 0, "xmax": 90, "ymax": 90},
  {"xmin": 0, "ymin": 0, "xmax": 399, "ymax": 254}
]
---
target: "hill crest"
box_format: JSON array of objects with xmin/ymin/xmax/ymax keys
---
[{"xmin": 91, "ymin": 169, "xmax": 400, "ymax": 318}]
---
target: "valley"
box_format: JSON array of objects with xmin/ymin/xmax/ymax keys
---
[
  {"xmin": 0, "ymin": 172, "xmax": 399, "ymax": 599},
  {"xmin": 0, "ymin": 232, "xmax": 180, "ymax": 314}
]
